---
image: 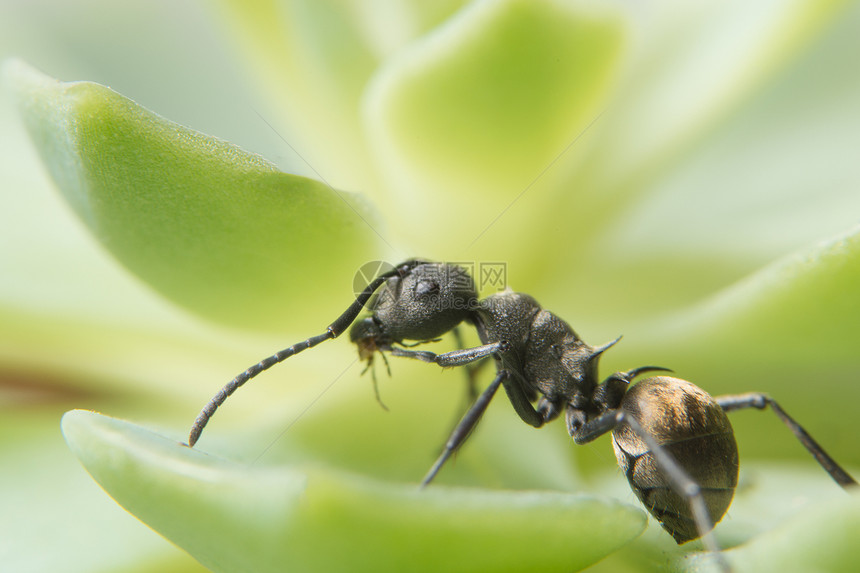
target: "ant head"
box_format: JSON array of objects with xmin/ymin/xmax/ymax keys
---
[
  {"xmin": 351, "ymin": 262, "xmax": 478, "ymax": 344},
  {"xmin": 350, "ymin": 317, "xmax": 387, "ymax": 361},
  {"xmin": 525, "ymin": 311, "xmax": 619, "ymax": 400}
]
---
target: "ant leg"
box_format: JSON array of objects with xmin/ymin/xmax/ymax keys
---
[
  {"xmin": 452, "ymin": 326, "xmax": 488, "ymax": 401},
  {"xmin": 445, "ymin": 327, "xmax": 491, "ymax": 447},
  {"xmin": 421, "ymin": 370, "xmax": 508, "ymax": 487},
  {"xmin": 536, "ymin": 398, "xmax": 563, "ymax": 423},
  {"xmin": 368, "ymin": 362, "xmax": 389, "ymax": 412},
  {"xmin": 394, "ymin": 344, "xmax": 543, "ymax": 426},
  {"xmin": 187, "ymin": 259, "xmax": 423, "ymax": 447},
  {"xmin": 390, "ymin": 340, "xmax": 509, "ymax": 368},
  {"xmin": 717, "ymin": 393, "xmax": 857, "ymax": 488},
  {"xmin": 571, "ymin": 410, "xmax": 730, "ymax": 573}
]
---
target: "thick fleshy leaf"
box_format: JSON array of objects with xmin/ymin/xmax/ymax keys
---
[
  {"xmin": 0, "ymin": 406, "xmax": 207, "ymax": 573},
  {"xmin": 697, "ymin": 492, "xmax": 860, "ymax": 573},
  {"xmin": 211, "ymin": 0, "xmax": 469, "ymax": 192},
  {"xmin": 582, "ymin": 464, "xmax": 860, "ymax": 573},
  {"xmin": 567, "ymin": 0, "xmax": 854, "ymax": 205},
  {"xmin": 5, "ymin": 60, "xmax": 384, "ymax": 332},
  {"xmin": 0, "ymin": 56, "xmax": 298, "ymax": 400},
  {"xmin": 62, "ymin": 409, "xmax": 647, "ymax": 573},
  {"xmin": 580, "ymin": 225, "xmax": 860, "ymax": 468},
  {"xmin": 660, "ymin": 225, "xmax": 860, "ymax": 365},
  {"xmin": 547, "ymin": 0, "xmax": 860, "ymax": 300},
  {"xmin": 710, "ymin": 465, "xmax": 860, "ymax": 573},
  {"xmin": 363, "ymin": 0, "xmax": 626, "ymax": 255},
  {"xmin": 646, "ymin": 225, "xmax": 860, "ymax": 368},
  {"xmin": 4, "ymin": 3, "xmax": 860, "ymax": 573}
]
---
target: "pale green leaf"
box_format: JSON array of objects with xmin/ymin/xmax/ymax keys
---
[
  {"xmin": 4, "ymin": 60, "xmax": 384, "ymax": 332},
  {"xmin": 0, "ymin": 407, "xmax": 207, "ymax": 573},
  {"xmin": 62, "ymin": 409, "xmax": 647, "ymax": 573},
  {"xmin": 649, "ymin": 225, "xmax": 860, "ymax": 369},
  {"xmin": 582, "ymin": 464, "xmax": 860, "ymax": 573},
  {"xmin": 594, "ymin": 226, "xmax": 860, "ymax": 468},
  {"xmin": 211, "ymin": 0, "xmax": 470, "ymax": 192},
  {"xmin": 362, "ymin": 0, "xmax": 626, "ymax": 256},
  {"xmin": 708, "ymin": 494, "xmax": 860, "ymax": 573}
]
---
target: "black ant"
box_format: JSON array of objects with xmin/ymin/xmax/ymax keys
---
[{"xmin": 187, "ymin": 259, "xmax": 856, "ymax": 569}]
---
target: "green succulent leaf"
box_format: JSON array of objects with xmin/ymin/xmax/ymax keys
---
[
  {"xmin": 212, "ymin": 0, "xmax": 470, "ymax": 192},
  {"xmin": 4, "ymin": 60, "xmax": 384, "ymax": 332},
  {"xmin": 363, "ymin": 0, "xmax": 626, "ymax": 254},
  {"xmin": 0, "ymin": 408, "xmax": 207, "ymax": 573},
  {"xmin": 580, "ymin": 464, "xmax": 860, "ymax": 573},
  {"xmin": 709, "ymin": 493, "xmax": 860, "ymax": 573},
  {"xmin": 645, "ymin": 224, "xmax": 860, "ymax": 370},
  {"xmin": 62, "ymin": 409, "xmax": 647, "ymax": 573},
  {"xmin": 677, "ymin": 466, "xmax": 860, "ymax": 573},
  {"xmin": 596, "ymin": 225, "xmax": 860, "ymax": 469},
  {"xmin": 3, "ymin": 0, "xmax": 860, "ymax": 571}
]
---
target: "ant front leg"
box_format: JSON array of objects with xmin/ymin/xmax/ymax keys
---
[
  {"xmin": 421, "ymin": 370, "xmax": 508, "ymax": 487},
  {"xmin": 387, "ymin": 340, "xmax": 513, "ymax": 486},
  {"xmin": 452, "ymin": 326, "xmax": 490, "ymax": 401},
  {"xmin": 423, "ymin": 365, "xmax": 559, "ymax": 488},
  {"xmin": 716, "ymin": 393, "xmax": 857, "ymax": 488},
  {"xmin": 443, "ymin": 327, "xmax": 493, "ymax": 450},
  {"xmin": 390, "ymin": 340, "xmax": 510, "ymax": 368}
]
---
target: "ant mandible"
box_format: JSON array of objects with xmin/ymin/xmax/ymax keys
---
[{"xmin": 187, "ymin": 259, "xmax": 856, "ymax": 567}]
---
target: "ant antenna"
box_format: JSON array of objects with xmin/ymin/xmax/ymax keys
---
[{"xmin": 186, "ymin": 260, "xmax": 422, "ymax": 447}]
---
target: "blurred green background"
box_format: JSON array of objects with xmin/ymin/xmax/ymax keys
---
[{"xmin": 2, "ymin": 1, "xmax": 859, "ymax": 572}]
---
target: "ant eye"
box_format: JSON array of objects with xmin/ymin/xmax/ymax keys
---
[
  {"xmin": 551, "ymin": 344, "xmax": 563, "ymax": 357},
  {"xmin": 415, "ymin": 279, "xmax": 440, "ymax": 297}
]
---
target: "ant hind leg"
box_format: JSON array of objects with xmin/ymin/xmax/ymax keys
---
[{"xmin": 716, "ymin": 393, "xmax": 856, "ymax": 488}]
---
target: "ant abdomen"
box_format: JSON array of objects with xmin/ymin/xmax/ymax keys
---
[{"xmin": 612, "ymin": 376, "xmax": 739, "ymax": 543}]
